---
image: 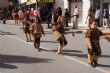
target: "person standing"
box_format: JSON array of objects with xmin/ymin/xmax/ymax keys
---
[
  {"xmin": 85, "ymin": 20, "xmax": 110, "ymax": 68},
  {"xmin": 53, "ymin": 15, "xmax": 68, "ymax": 54},
  {"xmin": 31, "ymin": 17, "xmax": 45, "ymax": 51},
  {"xmin": 95, "ymin": 6, "xmax": 101, "ymax": 27},
  {"xmin": 18, "ymin": 9, "xmax": 24, "ymax": 25},
  {"xmin": 23, "ymin": 15, "xmax": 31, "ymax": 42},
  {"xmin": 51, "ymin": 9, "xmax": 59, "ymax": 25},
  {"xmin": 57, "ymin": 7, "xmax": 62, "ymax": 16},
  {"xmin": 86, "ymin": 6, "xmax": 95, "ymax": 27},
  {"xmin": 47, "ymin": 10, "xmax": 52, "ymax": 28},
  {"xmin": 2, "ymin": 8, "xmax": 8, "ymax": 24},
  {"xmin": 72, "ymin": 5, "xmax": 79, "ymax": 29},
  {"xmin": 64, "ymin": 9, "xmax": 70, "ymax": 27},
  {"xmin": 103, "ymin": 8, "xmax": 109, "ymax": 28}
]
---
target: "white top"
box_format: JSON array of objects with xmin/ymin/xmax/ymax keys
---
[{"xmin": 74, "ymin": 8, "xmax": 79, "ymax": 15}]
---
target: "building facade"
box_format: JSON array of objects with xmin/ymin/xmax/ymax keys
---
[
  {"xmin": 54, "ymin": 0, "xmax": 110, "ymax": 27},
  {"xmin": 0, "ymin": 0, "xmax": 9, "ymax": 8}
]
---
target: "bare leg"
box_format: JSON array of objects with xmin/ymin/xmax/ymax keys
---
[
  {"xmin": 29, "ymin": 33, "xmax": 31, "ymax": 42},
  {"xmin": 25, "ymin": 33, "xmax": 29, "ymax": 42}
]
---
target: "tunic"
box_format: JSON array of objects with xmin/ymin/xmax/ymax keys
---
[
  {"xmin": 23, "ymin": 19, "xmax": 31, "ymax": 34},
  {"xmin": 85, "ymin": 28, "xmax": 103, "ymax": 56}
]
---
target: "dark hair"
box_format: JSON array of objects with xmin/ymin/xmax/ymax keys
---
[{"xmin": 88, "ymin": 19, "xmax": 97, "ymax": 27}]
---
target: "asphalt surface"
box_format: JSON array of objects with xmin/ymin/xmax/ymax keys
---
[{"xmin": 0, "ymin": 20, "xmax": 110, "ymax": 73}]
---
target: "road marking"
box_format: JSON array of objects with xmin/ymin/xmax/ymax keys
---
[
  {"xmin": 64, "ymin": 56, "xmax": 107, "ymax": 73},
  {"xmin": 5, "ymin": 35, "xmax": 108, "ymax": 73}
]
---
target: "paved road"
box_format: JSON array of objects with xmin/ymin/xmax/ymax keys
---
[{"xmin": 0, "ymin": 21, "xmax": 110, "ymax": 73}]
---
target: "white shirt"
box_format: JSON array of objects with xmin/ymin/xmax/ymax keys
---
[{"xmin": 74, "ymin": 8, "xmax": 79, "ymax": 15}]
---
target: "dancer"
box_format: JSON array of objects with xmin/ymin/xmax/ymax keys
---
[
  {"xmin": 53, "ymin": 15, "xmax": 68, "ymax": 54},
  {"xmin": 85, "ymin": 20, "xmax": 110, "ymax": 68},
  {"xmin": 23, "ymin": 15, "xmax": 31, "ymax": 42},
  {"xmin": 31, "ymin": 17, "xmax": 45, "ymax": 51}
]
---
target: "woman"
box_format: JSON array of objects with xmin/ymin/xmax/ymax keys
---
[
  {"xmin": 31, "ymin": 17, "xmax": 45, "ymax": 51},
  {"xmin": 85, "ymin": 20, "xmax": 110, "ymax": 68},
  {"xmin": 23, "ymin": 15, "xmax": 31, "ymax": 42},
  {"xmin": 86, "ymin": 6, "xmax": 95, "ymax": 27},
  {"xmin": 103, "ymin": 8, "xmax": 109, "ymax": 28},
  {"xmin": 53, "ymin": 15, "xmax": 68, "ymax": 54}
]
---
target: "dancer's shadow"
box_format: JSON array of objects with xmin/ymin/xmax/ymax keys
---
[
  {"xmin": 62, "ymin": 53, "xmax": 87, "ymax": 58},
  {"xmin": 50, "ymin": 49, "xmax": 83, "ymax": 53},
  {"xmin": 0, "ymin": 31, "xmax": 17, "ymax": 35},
  {"xmin": 0, "ymin": 63, "xmax": 17, "ymax": 69},
  {"xmin": 98, "ymin": 64, "xmax": 110, "ymax": 68},
  {"xmin": 41, "ymin": 40, "xmax": 59, "ymax": 43},
  {"xmin": 44, "ymin": 31, "xmax": 53, "ymax": 34},
  {"xmin": 0, "ymin": 54, "xmax": 54, "ymax": 64},
  {"xmin": 101, "ymin": 55, "xmax": 110, "ymax": 58}
]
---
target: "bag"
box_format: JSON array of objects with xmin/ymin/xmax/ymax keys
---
[{"xmin": 54, "ymin": 31, "xmax": 63, "ymax": 41}]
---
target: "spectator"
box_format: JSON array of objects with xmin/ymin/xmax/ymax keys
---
[
  {"xmin": 57, "ymin": 7, "xmax": 62, "ymax": 16},
  {"xmin": 2, "ymin": 8, "xmax": 8, "ymax": 24},
  {"xmin": 72, "ymin": 5, "xmax": 79, "ymax": 29},
  {"xmin": 95, "ymin": 6, "xmax": 101, "ymax": 27},
  {"xmin": 64, "ymin": 9, "xmax": 70, "ymax": 27},
  {"xmin": 103, "ymin": 8, "xmax": 109, "ymax": 28}
]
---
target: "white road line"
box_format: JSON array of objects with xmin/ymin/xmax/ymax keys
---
[
  {"xmin": 5, "ymin": 35, "xmax": 108, "ymax": 73},
  {"xmin": 64, "ymin": 56, "xmax": 107, "ymax": 73}
]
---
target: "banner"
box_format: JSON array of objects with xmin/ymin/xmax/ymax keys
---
[
  {"xmin": 26, "ymin": 0, "xmax": 55, "ymax": 5},
  {"xmin": 18, "ymin": 0, "xmax": 27, "ymax": 4},
  {"xmin": 37, "ymin": 0, "xmax": 55, "ymax": 2},
  {"xmin": 26, "ymin": 0, "xmax": 36, "ymax": 5}
]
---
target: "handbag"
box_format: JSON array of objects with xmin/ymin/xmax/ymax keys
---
[{"xmin": 54, "ymin": 31, "xmax": 63, "ymax": 41}]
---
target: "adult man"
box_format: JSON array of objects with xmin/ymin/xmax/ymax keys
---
[{"xmin": 64, "ymin": 9, "xmax": 70, "ymax": 27}]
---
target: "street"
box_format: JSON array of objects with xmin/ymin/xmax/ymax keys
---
[{"xmin": 0, "ymin": 21, "xmax": 110, "ymax": 73}]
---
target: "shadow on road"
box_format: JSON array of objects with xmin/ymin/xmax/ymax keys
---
[
  {"xmin": 0, "ymin": 31, "xmax": 17, "ymax": 35},
  {"xmin": 41, "ymin": 40, "xmax": 59, "ymax": 43},
  {"xmin": 98, "ymin": 64, "xmax": 110, "ymax": 68},
  {"xmin": 62, "ymin": 53, "xmax": 87, "ymax": 58},
  {"xmin": 39, "ymin": 48, "xmax": 83, "ymax": 54},
  {"xmin": 44, "ymin": 31, "xmax": 53, "ymax": 34},
  {"xmin": 101, "ymin": 55, "xmax": 110, "ymax": 58},
  {"xmin": 43, "ymin": 30, "xmax": 54, "ymax": 34},
  {"xmin": 0, "ymin": 54, "xmax": 54, "ymax": 64},
  {"xmin": 50, "ymin": 49, "xmax": 83, "ymax": 53},
  {"xmin": 0, "ymin": 63, "xmax": 17, "ymax": 69}
]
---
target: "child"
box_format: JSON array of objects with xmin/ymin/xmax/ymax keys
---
[
  {"xmin": 53, "ymin": 15, "xmax": 68, "ymax": 54},
  {"xmin": 31, "ymin": 17, "xmax": 45, "ymax": 51},
  {"xmin": 23, "ymin": 15, "xmax": 31, "ymax": 42},
  {"xmin": 85, "ymin": 20, "xmax": 110, "ymax": 68}
]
